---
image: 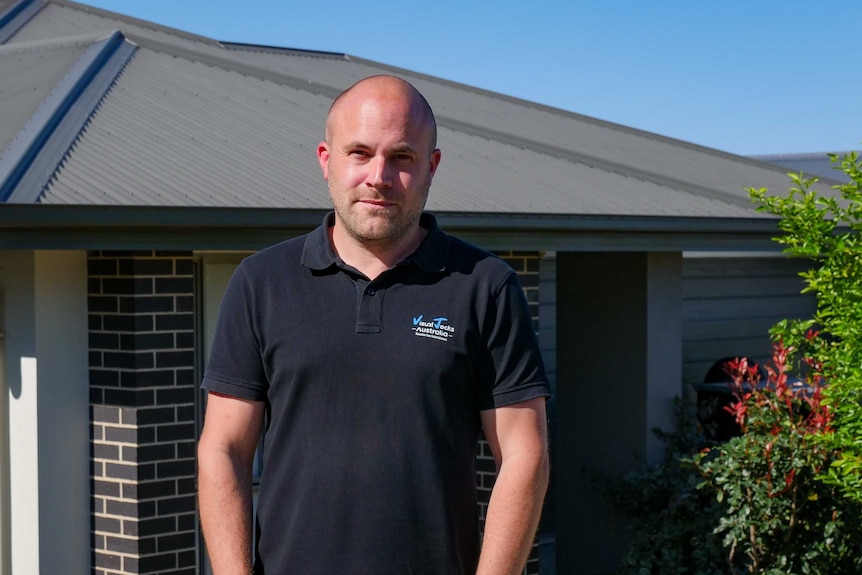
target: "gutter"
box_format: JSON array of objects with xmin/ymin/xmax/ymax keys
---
[{"xmin": 0, "ymin": 204, "xmax": 785, "ymax": 252}]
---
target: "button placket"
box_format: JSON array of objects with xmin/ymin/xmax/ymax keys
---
[{"xmin": 355, "ymin": 279, "xmax": 384, "ymax": 333}]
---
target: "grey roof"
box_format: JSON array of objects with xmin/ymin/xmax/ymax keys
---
[
  {"xmin": 753, "ymin": 152, "xmax": 853, "ymax": 184},
  {"xmin": 0, "ymin": 0, "xmax": 840, "ymax": 250},
  {"xmin": 0, "ymin": 33, "xmax": 92, "ymax": 153}
]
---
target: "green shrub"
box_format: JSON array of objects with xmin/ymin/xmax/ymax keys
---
[
  {"xmin": 693, "ymin": 350, "xmax": 862, "ymax": 574},
  {"xmin": 608, "ymin": 152, "xmax": 862, "ymax": 574},
  {"xmin": 602, "ymin": 398, "xmax": 726, "ymax": 575},
  {"xmin": 687, "ymin": 151, "xmax": 862, "ymax": 574},
  {"xmin": 750, "ymin": 152, "xmax": 862, "ymax": 504}
]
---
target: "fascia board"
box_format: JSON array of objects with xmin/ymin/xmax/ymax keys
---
[{"xmin": 0, "ymin": 204, "xmax": 784, "ymax": 252}]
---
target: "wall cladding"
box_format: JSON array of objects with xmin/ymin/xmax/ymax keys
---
[
  {"xmin": 682, "ymin": 256, "xmax": 817, "ymax": 389},
  {"xmin": 89, "ymin": 251, "xmax": 197, "ymax": 575}
]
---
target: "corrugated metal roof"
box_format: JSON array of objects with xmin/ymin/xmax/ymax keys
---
[
  {"xmin": 428, "ymin": 132, "xmax": 760, "ymax": 217},
  {"xmin": 0, "ymin": 34, "xmax": 91, "ymax": 152},
  {"xmin": 217, "ymin": 46, "xmax": 800, "ymax": 209},
  {"xmin": 1, "ymin": 30, "xmax": 135, "ymax": 202},
  {"xmin": 45, "ymin": 48, "xmax": 328, "ymax": 206},
  {"xmin": 753, "ymin": 153, "xmax": 852, "ymax": 184},
  {"xmin": 0, "ymin": 0, "xmax": 833, "ymax": 232},
  {"xmin": 0, "ymin": 0, "xmax": 43, "ymax": 43},
  {"xmin": 43, "ymin": 47, "xmax": 761, "ymax": 218},
  {"xmin": 7, "ymin": 1, "xmax": 220, "ymax": 48}
]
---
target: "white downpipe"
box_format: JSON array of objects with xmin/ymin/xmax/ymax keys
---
[
  {"xmin": 9, "ymin": 357, "xmax": 39, "ymax": 575},
  {"xmin": 0, "ymin": 315, "xmax": 8, "ymax": 575}
]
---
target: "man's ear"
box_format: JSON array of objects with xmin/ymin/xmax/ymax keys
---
[
  {"xmin": 317, "ymin": 142, "xmax": 330, "ymax": 179},
  {"xmin": 429, "ymin": 148, "xmax": 442, "ymax": 179}
]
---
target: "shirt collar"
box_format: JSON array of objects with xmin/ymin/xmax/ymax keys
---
[
  {"xmin": 408, "ymin": 213, "xmax": 450, "ymax": 272},
  {"xmin": 300, "ymin": 212, "xmax": 449, "ymax": 273}
]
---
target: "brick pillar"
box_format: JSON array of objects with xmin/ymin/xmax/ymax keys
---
[
  {"xmin": 481, "ymin": 251, "xmax": 543, "ymax": 575},
  {"xmin": 88, "ymin": 251, "xmax": 197, "ymax": 575}
]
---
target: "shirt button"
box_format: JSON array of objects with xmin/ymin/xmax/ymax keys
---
[{"xmin": 366, "ymin": 288, "xmax": 376, "ymax": 296}]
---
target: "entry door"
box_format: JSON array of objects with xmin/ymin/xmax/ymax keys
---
[{"xmin": 198, "ymin": 254, "xmax": 258, "ymax": 575}]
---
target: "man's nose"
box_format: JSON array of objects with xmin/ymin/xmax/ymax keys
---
[{"xmin": 366, "ymin": 156, "xmax": 392, "ymax": 188}]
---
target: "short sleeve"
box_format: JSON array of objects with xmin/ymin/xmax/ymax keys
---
[
  {"xmin": 476, "ymin": 271, "xmax": 550, "ymax": 410},
  {"xmin": 201, "ymin": 262, "xmax": 269, "ymax": 401}
]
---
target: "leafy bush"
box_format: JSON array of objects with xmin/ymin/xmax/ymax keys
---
[
  {"xmin": 608, "ymin": 152, "xmax": 862, "ymax": 573},
  {"xmin": 750, "ymin": 152, "xmax": 862, "ymax": 503},
  {"xmin": 688, "ymin": 152, "xmax": 862, "ymax": 573},
  {"xmin": 693, "ymin": 349, "xmax": 862, "ymax": 574},
  {"xmin": 602, "ymin": 398, "xmax": 726, "ymax": 575}
]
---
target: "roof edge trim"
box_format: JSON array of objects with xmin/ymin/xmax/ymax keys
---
[
  {"xmin": 0, "ymin": 30, "xmax": 137, "ymax": 203},
  {"xmin": 0, "ymin": 0, "xmax": 44, "ymax": 44},
  {"xmin": 0, "ymin": 206, "xmax": 784, "ymax": 251},
  {"xmin": 0, "ymin": 204, "xmax": 780, "ymax": 233},
  {"xmin": 221, "ymin": 41, "xmax": 347, "ymax": 60}
]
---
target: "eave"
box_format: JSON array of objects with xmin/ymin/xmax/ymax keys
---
[{"xmin": 0, "ymin": 204, "xmax": 784, "ymax": 252}]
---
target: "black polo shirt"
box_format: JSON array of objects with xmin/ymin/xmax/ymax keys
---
[{"xmin": 202, "ymin": 212, "xmax": 549, "ymax": 575}]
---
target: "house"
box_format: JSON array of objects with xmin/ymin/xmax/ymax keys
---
[{"xmin": 0, "ymin": 0, "xmax": 841, "ymax": 573}]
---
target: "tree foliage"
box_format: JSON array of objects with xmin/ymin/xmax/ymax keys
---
[
  {"xmin": 607, "ymin": 152, "xmax": 862, "ymax": 573},
  {"xmin": 693, "ymin": 350, "xmax": 862, "ymax": 574},
  {"xmin": 689, "ymin": 151, "xmax": 862, "ymax": 574},
  {"xmin": 603, "ymin": 399, "xmax": 726, "ymax": 574},
  {"xmin": 750, "ymin": 151, "xmax": 862, "ymax": 502}
]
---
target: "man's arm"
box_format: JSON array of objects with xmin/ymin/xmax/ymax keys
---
[
  {"xmin": 477, "ymin": 397, "xmax": 549, "ymax": 575},
  {"xmin": 198, "ymin": 392, "xmax": 266, "ymax": 575}
]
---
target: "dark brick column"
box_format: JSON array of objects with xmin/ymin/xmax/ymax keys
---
[
  {"xmin": 480, "ymin": 251, "xmax": 543, "ymax": 575},
  {"xmin": 88, "ymin": 251, "xmax": 197, "ymax": 575}
]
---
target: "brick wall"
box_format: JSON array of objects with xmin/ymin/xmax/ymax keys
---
[
  {"xmin": 88, "ymin": 251, "xmax": 197, "ymax": 575},
  {"xmin": 484, "ymin": 251, "xmax": 543, "ymax": 575}
]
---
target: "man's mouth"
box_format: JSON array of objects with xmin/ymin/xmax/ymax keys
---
[{"xmin": 360, "ymin": 199, "xmax": 395, "ymax": 207}]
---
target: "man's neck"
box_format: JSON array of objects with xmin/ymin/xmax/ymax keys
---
[{"xmin": 330, "ymin": 225, "xmax": 427, "ymax": 280}]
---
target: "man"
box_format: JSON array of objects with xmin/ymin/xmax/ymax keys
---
[{"xmin": 198, "ymin": 75, "xmax": 550, "ymax": 575}]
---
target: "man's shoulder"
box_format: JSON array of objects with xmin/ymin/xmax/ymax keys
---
[
  {"xmin": 237, "ymin": 234, "xmax": 307, "ymax": 284},
  {"xmin": 445, "ymin": 233, "xmax": 491, "ymax": 258},
  {"xmin": 240, "ymin": 234, "xmax": 308, "ymax": 271},
  {"xmin": 443, "ymin": 233, "xmax": 515, "ymax": 280}
]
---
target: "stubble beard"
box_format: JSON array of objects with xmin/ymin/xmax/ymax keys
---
[{"xmin": 328, "ymin": 178, "xmax": 430, "ymax": 251}]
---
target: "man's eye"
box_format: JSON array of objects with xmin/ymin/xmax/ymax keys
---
[{"xmin": 349, "ymin": 150, "xmax": 369, "ymax": 158}]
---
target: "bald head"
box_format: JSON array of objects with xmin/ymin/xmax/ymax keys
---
[{"xmin": 324, "ymin": 75, "xmax": 438, "ymax": 153}]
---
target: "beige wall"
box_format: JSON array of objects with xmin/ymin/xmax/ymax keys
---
[{"xmin": 0, "ymin": 251, "xmax": 89, "ymax": 575}]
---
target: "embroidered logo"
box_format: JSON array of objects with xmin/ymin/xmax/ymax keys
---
[{"xmin": 411, "ymin": 314, "xmax": 455, "ymax": 342}]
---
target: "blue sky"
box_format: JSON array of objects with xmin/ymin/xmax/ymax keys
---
[{"xmin": 79, "ymin": 1, "xmax": 860, "ymax": 156}]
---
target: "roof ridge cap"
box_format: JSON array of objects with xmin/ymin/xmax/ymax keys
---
[
  {"xmin": 0, "ymin": 28, "xmax": 109, "ymax": 51},
  {"xmin": 0, "ymin": 30, "xmax": 137, "ymax": 203},
  {"xmin": 0, "ymin": 0, "xmax": 44, "ymax": 44}
]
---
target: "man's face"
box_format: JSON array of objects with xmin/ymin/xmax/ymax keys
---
[{"xmin": 317, "ymin": 92, "xmax": 441, "ymax": 250}]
